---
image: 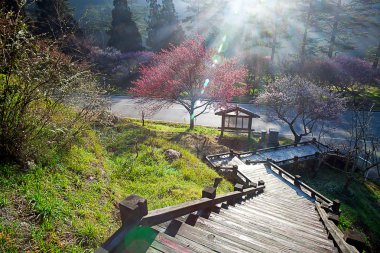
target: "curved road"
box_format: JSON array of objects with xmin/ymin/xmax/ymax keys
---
[{"xmin": 111, "ymin": 96, "xmax": 380, "ymax": 145}]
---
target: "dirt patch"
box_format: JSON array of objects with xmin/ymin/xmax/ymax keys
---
[{"xmin": 170, "ymin": 133, "xmax": 229, "ymax": 158}]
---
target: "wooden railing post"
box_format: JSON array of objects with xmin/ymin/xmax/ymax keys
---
[
  {"xmin": 266, "ymin": 158, "xmax": 272, "ymax": 170},
  {"xmin": 344, "ymin": 230, "xmax": 366, "ymax": 252},
  {"xmin": 247, "ymin": 182, "xmax": 257, "ymax": 198},
  {"xmin": 199, "ymin": 183, "xmax": 217, "ymax": 219},
  {"xmin": 234, "ymin": 184, "xmax": 244, "ymax": 203},
  {"xmin": 230, "ymin": 149, "xmax": 235, "ymax": 157},
  {"xmin": 293, "ymin": 156, "xmax": 299, "ymax": 169},
  {"xmin": 213, "ymin": 177, "xmax": 223, "ymax": 188},
  {"xmin": 294, "ymin": 175, "xmax": 301, "ymax": 188},
  {"xmin": 232, "ymin": 165, "xmax": 238, "ymax": 175},
  {"xmin": 332, "ymin": 199, "xmax": 341, "ymax": 215},
  {"xmin": 258, "ymin": 180, "xmax": 265, "ymax": 193},
  {"xmin": 119, "ymin": 195, "xmax": 148, "ymax": 226},
  {"xmin": 202, "ymin": 186, "xmax": 216, "ymax": 199}
]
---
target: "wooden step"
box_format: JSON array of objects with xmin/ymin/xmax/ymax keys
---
[
  {"xmin": 232, "ymin": 203, "xmax": 327, "ymax": 231},
  {"xmin": 209, "ymin": 212, "xmax": 336, "ymax": 250},
  {"xmin": 176, "ymin": 216, "xmax": 282, "ymax": 253},
  {"xmin": 218, "ymin": 208, "xmax": 330, "ymax": 241},
  {"xmin": 153, "ymin": 225, "xmax": 214, "ymax": 253},
  {"xmin": 179, "ymin": 215, "xmax": 335, "ymax": 253},
  {"xmin": 156, "ymin": 220, "xmax": 262, "ymax": 253},
  {"xmin": 243, "ymin": 199, "xmax": 319, "ymax": 219}
]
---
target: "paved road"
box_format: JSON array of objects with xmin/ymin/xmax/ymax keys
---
[{"xmin": 111, "ymin": 96, "xmax": 380, "ymax": 144}]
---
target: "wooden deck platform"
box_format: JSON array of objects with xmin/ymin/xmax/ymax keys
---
[{"xmin": 207, "ymin": 140, "xmax": 332, "ymax": 167}]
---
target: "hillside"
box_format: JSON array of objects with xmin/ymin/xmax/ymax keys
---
[{"xmin": 0, "ymin": 120, "xmax": 232, "ymax": 252}]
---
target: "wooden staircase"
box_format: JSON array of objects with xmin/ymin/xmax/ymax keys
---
[
  {"xmin": 96, "ymin": 162, "xmax": 358, "ymax": 253},
  {"xmin": 144, "ymin": 163, "xmax": 338, "ymax": 253}
]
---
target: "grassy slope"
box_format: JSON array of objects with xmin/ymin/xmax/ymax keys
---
[
  {"xmin": 0, "ymin": 120, "xmax": 233, "ymax": 252},
  {"xmin": 286, "ymin": 164, "xmax": 380, "ymax": 251}
]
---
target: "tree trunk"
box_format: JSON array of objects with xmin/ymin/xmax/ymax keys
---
[
  {"xmin": 288, "ymin": 123, "xmax": 301, "ymax": 144},
  {"xmin": 373, "ymin": 42, "xmax": 380, "ymax": 69},
  {"xmin": 300, "ymin": 1, "xmax": 312, "ymax": 64},
  {"xmin": 189, "ymin": 100, "xmax": 195, "ymax": 130},
  {"xmin": 328, "ymin": 0, "xmax": 341, "ymax": 58},
  {"xmin": 190, "ymin": 117, "xmax": 195, "ymax": 130},
  {"xmin": 271, "ymin": 31, "xmax": 277, "ymax": 61},
  {"xmin": 294, "ymin": 135, "xmax": 302, "ymax": 145}
]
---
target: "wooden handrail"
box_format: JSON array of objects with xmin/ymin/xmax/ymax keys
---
[
  {"xmin": 96, "ymin": 185, "xmax": 265, "ymax": 253},
  {"xmin": 239, "ymin": 140, "xmax": 315, "ymax": 156},
  {"xmin": 140, "ymin": 186, "xmax": 264, "ymax": 227},
  {"xmin": 269, "ymin": 161, "xmax": 333, "ymax": 205},
  {"xmin": 217, "ymin": 166, "xmax": 252, "ymax": 185},
  {"xmin": 206, "ymin": 139, "xmax": 331, "ymax": 164},
  {"xmin": 315, "ymin": 203, "xmax": 358, "ymax": 253}
]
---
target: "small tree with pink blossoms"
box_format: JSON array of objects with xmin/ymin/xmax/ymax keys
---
[
  {"xmin": 256, "ymin": 76, "xmax": 346, "ymax": 144},
  {"xmin": 131, "ymin": 38, "xmax": 248, "ymax": 129}
]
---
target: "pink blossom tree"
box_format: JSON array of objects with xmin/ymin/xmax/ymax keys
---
[
  {"xmin": 256, "ymin": 76, "xmax": 346, "ymax": 144},
  {"xmin": 131, "ymin": 38, "xmax": 248, "ymax": 129}
]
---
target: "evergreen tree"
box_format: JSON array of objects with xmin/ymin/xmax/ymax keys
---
[
  {"xmin": 146, "ymin": 0, "xmax": 160, "ymax": 49},
  {"xmin": 314, "ymin": 0, "xmax": 377, "ymax": 58},
  {"xmin": 266, "ymin": 1, "xmax": 293, "ymax": 61},
  {"xmin": 34, "ymin": 0, "xmax": 78, "ymax": 38},
  {"xmin": 296, "ymin": 0, "xmax": 322, "ymax": 63},
  {"xmin": 108, "ymin": 0, "xmax": 142, "ymax": 52},
  {"xmin": 373, "ymin": 43, "xmax": 380, "ymax": 69},
  {"xmin": 146, "ymin": 0, "xmax": 184, "ymax": 51}
]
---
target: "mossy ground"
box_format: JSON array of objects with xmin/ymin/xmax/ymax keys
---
[{"xmin": 0, "ymin": 119, "xmax": 235, "ymax": 252}]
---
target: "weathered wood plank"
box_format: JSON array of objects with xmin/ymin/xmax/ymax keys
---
[
  {"xmin": 232, "ymin": 204, "xmax": 327, "ymax": 231},
  {"xmin": 206, "ymin": 213, "xmax": 336, "ymax": 252},
  {"xmin": 152, "ymin": 225, "xmax": 214, "ymax": 253},
  {"xmin": 218, "ymin": 208, "xmax": 330, "ymax": 241},
  {"xmin": 243, "ymin": 199, "xmax": 320, "ymax": 220},
  {"xmin": 187, "ymin": 215, "xmax": 335, "ymax": 253},
  {"xmin": 157, "ymin": 220, "xmax": 261, "ymax": 253},
  {"xmin": 315, "ymin": 203, "xmax": 359, "ymax": 253},
  {"xmin": 248, "ymin": 198, "xmax": 318, "ymax": 215},
  {"xmin": 175, "ymin": 216, "xmax": 278, "ymax": 253},
  {"xmin": 150, "ymin": 239, "xmax": 193, "ymax": 253}
]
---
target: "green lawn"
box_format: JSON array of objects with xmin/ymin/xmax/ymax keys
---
[
  {"xmin": 0, "ymin": 120, "xmax": 233, "ymax": 252},
  {"xmin": 286, "ymin": 164, "xmax": 380, "ymax": 252}
]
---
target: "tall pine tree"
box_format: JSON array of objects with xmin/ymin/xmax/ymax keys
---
[
  {"xmin": 146, "ymin": 0, "xmax": 184, "ymax": 51},
  {"xmin": 146, "ymin": 0, "xmax": 160, "ymax": 49},
  {"xmin": 108, "ymin": 0, "xmax": 142, "ymax": 52},
  {"xmin": 34, "ymin": 0, "xmax": 78, "ymax": 38},
  {"xmin": 314, "ymin": 0, "xmax": 377, "ymax": 58}
]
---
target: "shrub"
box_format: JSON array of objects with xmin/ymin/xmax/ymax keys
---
[{"xmin": 0, "ymin": 12, "xmax": 104, "ymax": 166}]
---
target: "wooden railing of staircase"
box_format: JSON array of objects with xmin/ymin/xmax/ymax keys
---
[
  {"xmin": 316, "ymin": 203, "xmax": 359, "ymax": 253},
  {"xmin": 214, "ymin": 165, "xmax": 254, "ymax": 187},
  {"xmin": 267, "ymin": 160, "xmax": 333, "ymax": 205},
  {"xmin": 266, "ymin": 161, "xmax": 359, "ymax": 253},
  {"xmin": 205, "ymin": 139, "xmax": 332, "ymax": 164},
  {"xmin": 96, "ymin": 180, "xmax": 265, "ymax": 253}
]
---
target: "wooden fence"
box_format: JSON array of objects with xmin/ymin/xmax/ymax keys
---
[{"xmin": 96, "ymin": 180, "xmax": 265, "ymax": 253}]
